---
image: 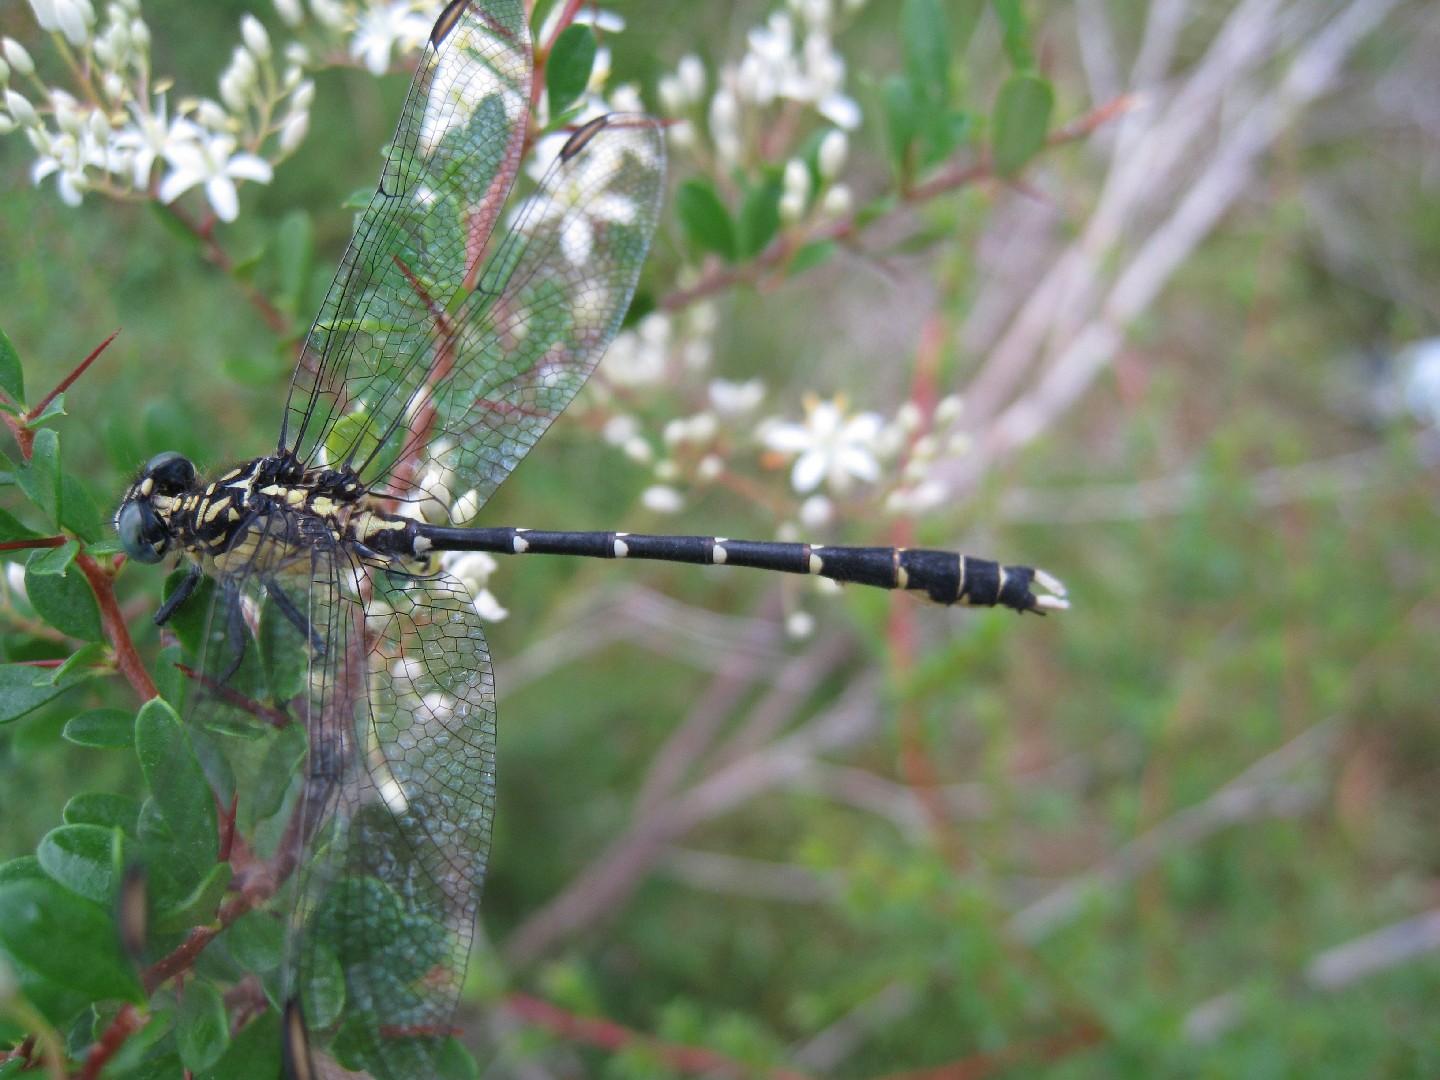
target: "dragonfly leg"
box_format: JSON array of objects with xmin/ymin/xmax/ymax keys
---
[
  {"xmin": 214, "ymin": 581, "xmax": 250, "ymax": 685},
  {"xmin": 265, "ymin": 580, "xmax": 327, "ymax": 657},
  {"xmin": 153, "ymin": 562, "xmax": 202, "ymax": 626}
]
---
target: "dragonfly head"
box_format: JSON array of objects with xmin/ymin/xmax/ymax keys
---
[{"xmin": 116, "ymin": 451, "xmax": 197, "ymax": 564}]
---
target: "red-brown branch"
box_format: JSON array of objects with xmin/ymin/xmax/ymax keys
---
[{"xmin": 505, "ymin": 992, "xmax": 817, "ymax": 1080}]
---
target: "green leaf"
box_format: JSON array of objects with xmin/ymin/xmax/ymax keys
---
[
  {"xmin": 675, "ymin": 178, "xmax": 737, "ymax": 260},
  {"xmin": 37, "ymin": 824, "xmax": 117, "ymax": 904},
  {"xmin": 152, "ymin": 861, "xmax": 232, "ymax": 934},
  {"xmin": 194, "ymin": 1009, "xmax": 281, "ymax": 1080},
  {"xmin": 737, "ymin": 176, "xmax": 783, "ymax": 259},
  {"xmin": 15, "ymin": 426, "xmax": 61, "ymax": 524},
  {"xmin": 274, "ymin": 209, "xmax": 314, "ymax": 318},
  {"xmin": 64, "ymin": 792, "xmax": 143, "ymax": 835},
  {"xmin": 901, "ymin": 0, "xmax": 951, "ymax": 106},
  {"xmin": 59, "ymin": 474, "xmax": 104, "ymax": 542},
  {"xmin": 0, "ymin": 325, "xmax": 23, "ymax": 403},
  {"xmin": 0, "ymin": 877, "xmax": 144, "ymax": 1008},
  {"xmin": 135, "ymin": 697, "xmax": 218, "ymax": 884},
  {"xmin": 226, "ymin": 910, "xmax": 286, "ymax": 975},
  {"xmin": 991, "ymin": 72, "xmax": 1053, "ymax": 177},
  {"xmin": 25, "ymin": 551, "xmax": 102, "ymax": 640},
  {"xmin": 259, "ymin": 590, "xmax": 309, "ymax": 702},
  {"xmin": 0, "ymin": 663, "xmax": 69, "ymax": 724},
  {"xmin": 64, "ymin": 707, "xmax": 137, "ymax": 748},
  {"xmin": 300, "ymin": 941, "xmax": 345, "ymax": 1029},
  {"xmin": 789, "ymin": 240, "xmax": 838, "ymax": 276},
  {"xmin": 881, "ymin": 75, "xmax": 920, "ymax": 169},
  {"xmin": 0, "ymin": 506, "xmax": 42, "ymax": 543},
  {"xmin": 178, "ymin": 979, "xmax": 230, "ymax": 1072},
  {"xmin": 992, "ymin": 0, "xmax": 1034, "ymax": 69},
  {"xmin": 27, "ymin": 538, "xmax": 79, "ymax": 576},
  {"xmin": 545, "ymin": 25, "xmax": 597, "ymax": 117}
]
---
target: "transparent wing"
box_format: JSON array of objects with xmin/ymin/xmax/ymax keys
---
[
  {"xmin": 281, "ymin": 0, "xmax": 532, "ymax": 468},
  {"xmin": 295, "ymin": 568, "xmax": 496, "ymax": 1079},
  {"xmin": 377, "ymin": 115, "xmax": 667, "ymax": 517}
]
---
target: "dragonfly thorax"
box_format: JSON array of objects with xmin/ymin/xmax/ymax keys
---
[{"xmin": 116, "ymin": 450, "xmax": 387, "ymax": 575}]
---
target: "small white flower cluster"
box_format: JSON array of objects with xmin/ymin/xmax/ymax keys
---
[
  {"xmin": 659, "ymin": 0, "xmax": 865, "ymax": 210},
  {"xmin": 1, "ymin": 0, "xmax": 313, "ymax": 220}
]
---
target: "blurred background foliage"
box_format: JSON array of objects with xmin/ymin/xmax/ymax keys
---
[{"xmin": 1, "ymin": 0, "xmax": 1439, "ymax": 1076}]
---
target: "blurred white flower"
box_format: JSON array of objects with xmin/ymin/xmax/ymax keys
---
[
  {"xmin": 2, "ymin": 38, "xmax": 35, "ymax": 77},
  {"xmin": 603, "ymin": 313, "xmax": 670, "ymax": 386},
  {"xmin": 785, "ymin": 609, "xmax": 815, "ymax": 638},
  {"xmin": 352, "ymin": 1, "xmax": 431, "ymax": 76},
  {"xmin": 29, "ymin": 0, "xmax": 95, "ymax": 46},
  {"xmin": 762, "ymin": 397, "xmax": 882, "ymax": 494},
  {"xmin": 799, "ymin": 494, "xmax": 833, "ymax": 528},
  {"xmin": 443, "ymin": 551, "xmax": 509, "ymax": 622},
  {"xmin": 817, "ymin": 127, "xmax": 847, "ymax": 179},
  {"xmin": 709, "ymin": 378, "xmax": 765, "ymax": 417},
  {"xmin": 641, "ymin": 485, "xmax": 684, "ymax": 513},
  {"xmin": 159, "ymin": 129, "xmax": 273, "ymax": 221}
]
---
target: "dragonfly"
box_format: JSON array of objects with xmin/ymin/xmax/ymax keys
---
[{"xmin": 112, "ymin": 0, "xmax": 1068, "ymax": 1076}]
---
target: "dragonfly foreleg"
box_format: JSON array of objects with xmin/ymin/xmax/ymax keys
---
[{"xmin": 153, "ymin": 562, "xmax": 202, "ymax": 626}]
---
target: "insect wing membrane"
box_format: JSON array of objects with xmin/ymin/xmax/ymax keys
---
[
  {"xmin": 294, "ymin": 569, "xmax": 496, "ymax": 1077},
  {"xmin": 280, "ymin": 0, "xmax": 531, "ymax": 476},
  {"xmin": 392, "ymin": 114, "xmax": 668, "ymax": 520}
]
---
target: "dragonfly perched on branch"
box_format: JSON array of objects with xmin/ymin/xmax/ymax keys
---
[{"xmin": 112, "ymin": 0, "xmax": 1067, "ymax": 1075}]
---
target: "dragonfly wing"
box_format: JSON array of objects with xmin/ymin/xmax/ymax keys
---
[
  {"xmin": 281, "ymin": 0, "xmax": 532, "ymax": 470},
  {"xmin": 296, "ymin": 568, "xmax": 496, "ymax": 1079},
  {"xmin": 385, "ymin": 114, "xmax": 667, "ymax": 517}
]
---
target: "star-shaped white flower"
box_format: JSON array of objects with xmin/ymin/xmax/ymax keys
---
[
  {"xmin": 158, "ymin": 129, "xmax": 272, "ymax": 221},
  {"xmin": 351, "ymin": 1, "xmax": 431, "ymax": 77},
  {"xmin": 762, "ymin": 397, "xmax": 883, "ymax": 495}
]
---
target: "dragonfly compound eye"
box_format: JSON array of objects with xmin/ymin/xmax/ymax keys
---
[
  {"xmin": 116, "ymin": 499, "xmax": 171, "ymax": 564},
  {"xmin": 144, "ymin": 451, "xmax": 197, "ymax": 494}
]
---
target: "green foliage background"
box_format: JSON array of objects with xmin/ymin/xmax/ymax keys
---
[{"xmin": 1, "ymin": 0, "xmax": 1439, "ymax": 1077}]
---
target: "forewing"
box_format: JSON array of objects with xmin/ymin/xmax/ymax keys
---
[
  {"xmin": 296, "ymin": 569, "xmax": 496, "ymax": 1079},
  {"xmin": 281, "ymin": 0, "xmax": 532, "ymax": 468},
  {"xmin": 379, "ymin": 115, "xmax": 668, "ymax": 518}
]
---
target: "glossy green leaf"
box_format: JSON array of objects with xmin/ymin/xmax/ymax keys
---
[
  {"xmin": 64, "ymin": 791, "xmax": 143, "ymax": 835},
  {"xmin": 0, "ymin": 877, "xmax": 144, "ymax": 1006},
  {"xmin": 226, "ymin": 910, "xmax": 285, "ymax": 974},
  {"xmin": 178, "ymin": 979, "xmax": 230, "ymax": 1072},
  {"xmin": 59, "ymin": 474, "xmax": 104, "ymax": 541},
  {"xmin": 545, "ymin": 25, "xmax": 597, "ymax": 117},
  {"xmin": 152, "ymin": 861, "xmax": 232, "ymax": 934},
  {"xmin": 301, "ymin": 940, "xmax": 345, "ymax": 1029},
  {"xmin": 135, "ymin": 697, "xmax": 218, "ymax": 884},
  {"xmin": 63, "ymin": 707, "xmax": 137, "ymax": 748},
  {"xmin": 15, "ymin": 427, "xmax": 61, "ymax": 523},
  {"xmin": 0, "ymin": 326, "xmax": 23, "ymax": 403},
  {"xmin": 25, "ymin": 552, "xmax": 102, "ymax": 641},
  {"xmin": 676, "ymin": 178, "xmax": 737, "ymax": 260},
  {"xmin": 0, "ymin": 506, "xmax": 42, "ymax": 543},
  {"xmin": 193, "ymin": 1009, "xmax": 280, "ymax": 1080},
  {"xmin": 992, "ymin": 72, "xmax": 1053, "ymax": 177},
  {"xmin": 26, "ymin": 538, "xmax": 79, "ymax": 576},
  {"xmin": 37, "ymin": 824, "xmax": 117, "ymax": 904},
  {"xmin": 737, "ymin": 176, "xmax": 783, "ymax": 259},
  {"xmin": 0, "ymin": 663, "xmax": 68, "ymax": 724}
]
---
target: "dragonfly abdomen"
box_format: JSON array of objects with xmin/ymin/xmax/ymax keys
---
[{"xmin": 393, "ymin": 523, "xmax": 1067, "ymax": 613}]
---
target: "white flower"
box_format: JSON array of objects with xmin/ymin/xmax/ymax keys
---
[
  {"xmin": 799, "ymin": 494, "xmax": 833, "ymax": 529},
  {"xmin": 709, "ymin": 378, "xmax": 765, "ymax": 417},
  {"xmin": 29, "ymin": 0, "xmax": 95, "ymax": 46},
  {"xmin": 2, "ymin": 38, "xmax": 35, "ymax": 77},
  {"xmin": 537, "ymin": 4, "xmax": 624, "ymax": 43},
  {"xmin": 444, "ymin": 551, "xmax": 509, "ymax": 622},
  {"xmin": 352, "ymin": 2, "xmax": 431, "ymax": 76},
  {"xmin": 641, "ymin": 485, "xmax": 683, "ymax": 514},
  {"xmin": 273, "ymin": 0, "xmax": 304, "ymax": 28},
  {"xmin": 785, "ymin": 610, "xmax": 815, "ymax": 639},
  {"xmin": 158, "ymin": 129, "xmax": 272, "ymax": 221},
  {"xmin": 817, "ymin": 128, "xmax": 847, "ymax": 180},
  {"xmin": 762, "ymin": 397, "xmax": 882, "ymax": 495},
  {"xmin": 113, "ymin": 98, "xmax": 202, "ymax": 189},
  {"xmin": 240, "ymin": 14, "xmax": 271, "ymax": 59}
]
